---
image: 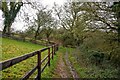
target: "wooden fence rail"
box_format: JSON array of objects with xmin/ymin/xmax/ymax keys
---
[{"xmin": 0, "ymin": 44, "xmax": 59, "ymax": 80}]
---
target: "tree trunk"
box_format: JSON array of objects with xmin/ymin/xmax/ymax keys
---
[
  {"xmin": 2, "ymin": 22, "xmax": 12, "ymax": 36},
  {"xmin": 2, "ymin": 25, "xmax": 7, "ymax": 35},
  {"xmin": 47, "ymin": 37, "xmax": 50, "ymax": 44},
  {"xmin": 118, "ymin": 16, "xmax": 120, "ymax": 45},
  {"xmin": 7, "ymin": 23, "xmax": 12, "ymax": 36},
  {"xmin": 46, "ymin": 33, "xmax": 50, "ymax": 45},
  {"xmin": 34, "ymin": 28, "xmax": 39, "ymax": 41}
]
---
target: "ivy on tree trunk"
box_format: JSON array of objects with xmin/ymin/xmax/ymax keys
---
[{"xmin": 1, "ymin": 2, "xmax": 23, "ymax": 36}]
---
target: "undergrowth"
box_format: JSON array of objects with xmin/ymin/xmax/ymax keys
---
[{"xmin": 68, "ymin": 47, "xmax": 119, "ymax": 78}]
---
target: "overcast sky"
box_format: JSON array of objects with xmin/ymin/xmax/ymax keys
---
[
  {"xmin": 0, "ymin": 0, "xmax": 66, "ymax": 31},
  {"xmin": 0, "ymin": 0, "xmax": 119, "ymax": 31}
]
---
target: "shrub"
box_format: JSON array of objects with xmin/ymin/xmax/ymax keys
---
[{"xmin": 89, "ymin": 50, "xmax": 105, "ymax": 66}]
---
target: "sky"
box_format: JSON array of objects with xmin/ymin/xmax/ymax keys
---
[
  {"xmin": 0, "ymin": 0, "xmax": 66, "ymax": 31},
  {"xmin": 41, "ymin": 0, "xmax": 66, "ymax": 7},
  {"xmin": 0, "ymin": 0, "xmax": 119, "ymax": 31}
]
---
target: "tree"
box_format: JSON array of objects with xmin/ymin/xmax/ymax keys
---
[
  {"xmin": 1, "ymin": 1, "xmax": 23, "ymax": 36},
  {"xmin": 42, "ymin": 27, "xmax": 53, "ymax": 43},
  {"xmin": 111, "ymin": 2, "xmax": 120, "ymax": 42},
  {"xmin": 83, "ymin": 2, "xmax": 120, "ymax": 43},
  {"xmin": 34, "ymin": 9, "xmax": 53, "ymax": 41},
  {"xmin": 53, "ymin": 1, "xmax": 90, "ymax": 46},
  {"xmin": 25, "ymin": 25, "xmax": 36, "ymax": 39}
]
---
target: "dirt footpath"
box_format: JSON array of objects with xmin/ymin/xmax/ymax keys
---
[
  {"xmin": 65, "ymin": 50, "xmax": 79, "ymax": 79},
  {"xmin": 53, "ymin": 53, "xmax": 71, "ymax": 78},
  {"xmin": 53, "ymin": 49, "xmax": 79, "ymax": 79}
]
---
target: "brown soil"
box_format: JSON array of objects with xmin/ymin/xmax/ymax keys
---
[
  {"xmin": 53, "ymin": 49, "xmax": 79, "ymax": 79},
  {"xmin": 53, "ymin": 53, "xmax": 71, "ymax": 78}
]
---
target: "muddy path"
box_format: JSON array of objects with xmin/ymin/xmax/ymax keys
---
[
  {"xmin": 53, "ymin": 48, "xmax": 79, "ymax": 79},
  {"xmin": 64, "ymin": 49, "xmax": 79, "ymax": 79},
  {"xmin": 53, "ymin": 53, "xmax": 72, "ymax": 78}
]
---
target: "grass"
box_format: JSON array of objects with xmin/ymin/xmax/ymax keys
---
[
  {"xmin": 1, "ymin": 37, "xmax": 45, "ymax": 61},
  {"xmin": 1, "ymin": 37, "xmax": 58, "ymax": 78}
]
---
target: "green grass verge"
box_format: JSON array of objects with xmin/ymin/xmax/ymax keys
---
[{"xmin": 41, "ymin": 52, "xmax": 58, "ymax": 78}]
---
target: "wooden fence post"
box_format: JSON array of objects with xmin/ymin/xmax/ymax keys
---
[
  {"xmin": 37, "ymin": 51, "xmax": 41, "ymax": 80},
  {"xmin": 54, "ymin": 45, "xmax": 56, "ymax": 55},
  {"xmin": 52, "ymin": 46, "xmax": 54, "ymax": 59},
  {"xmin": 56, "ymin": 44, "xmax": 58, "ymax": 51},
  {"xmin": 48, "ymin": 48, "xmax": 50, "ymax": 66}
]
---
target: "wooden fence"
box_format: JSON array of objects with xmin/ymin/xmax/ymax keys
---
[{"xmin": 0, "ymin": 44, "xmax": 59, "ymax": 80}]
